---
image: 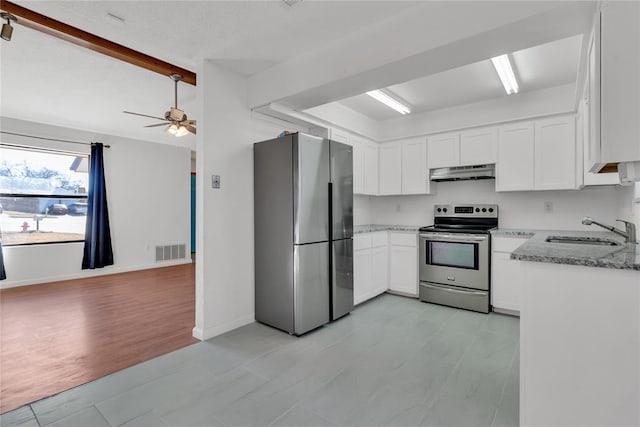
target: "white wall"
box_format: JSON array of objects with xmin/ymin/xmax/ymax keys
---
[
  {"xmin": 1, "ymin": 117, "xmax": 191, "ymax": 288},
  {"xmin": 194, "ymin": 61, "xmax": 285, "ymax": 341},
  {"xmin": 368, "ymin": 180, "xmax": 628, "ymax": 231}
]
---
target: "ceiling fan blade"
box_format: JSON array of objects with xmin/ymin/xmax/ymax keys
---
[
  {"xmin": 182, "ymin": 119, "xmax": 196, "ymax": 125},
  {"xmin": 123, "ymin": 111, "xmax": 168, "ymax": 121},
  {"xmin": 144, "ymin": 123, "xmax": 169, "ymax": 128},
  {"xmin": 186, "ymin": 125, "xmax": 197, "ymax": 135}
]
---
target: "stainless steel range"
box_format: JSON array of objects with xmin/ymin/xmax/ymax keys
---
[{"xmin": 418, "ymin": 204, "xmax": 498, "ymax": 313}]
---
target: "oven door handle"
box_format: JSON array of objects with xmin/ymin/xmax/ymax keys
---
[
  {"xmin": 419, "ymin": 233, "xmax": 488, "ymax": 242},
  {"xmin": 421, "ymin": 282, "xmax": 486, "ymax": 296}
]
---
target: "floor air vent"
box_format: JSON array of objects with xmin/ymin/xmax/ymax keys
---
[{"xmin": 155, "ymin": 244, "xmax": 186, "ymax": 262}]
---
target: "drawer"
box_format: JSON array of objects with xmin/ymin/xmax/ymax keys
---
[
  {"xmin": 371, "ymin": 232, "xmax": 388, "ymax": 248},
  {"xmin": 390, "ymin": 232, "xmax": 417, "ymax": 247},
  {"xmin": 492, "ymin": 236, "xmax": 529, "ymax": 253},
  {"xmin": 354, "ymin": 234, "xmax": 372, "ymax": 251}
]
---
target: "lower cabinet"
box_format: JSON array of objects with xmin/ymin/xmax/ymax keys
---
[
  {"xmin": 353, "ymin": 232, "xmax": 388, "ymax": 305},
  {"xmin": 388, "ymin": 232, "xmax": 418, "ymax": 296},
  {"xmin": 491, "ymin": 236, "xmax": 529, "ymax": 314},
  {"xmin": 353, "ymin": 230, "xmax": 418, "ymax": 304}
]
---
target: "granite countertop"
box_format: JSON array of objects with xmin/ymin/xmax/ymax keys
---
[
  {"xmin": 354, "ymin": 224, "xmax": 421, "ymax": 234},
  {"xmin": 509, "ymin": 230, "xmax": 639, "ymax": 271},
  {"xmin": 491, "ymin": 228, "xmax": 537, "ymax": 238}
]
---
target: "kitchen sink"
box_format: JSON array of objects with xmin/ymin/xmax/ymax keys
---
[{"xmin": 545, "ymin": 236, "xmax": 622, "ymax": 246}]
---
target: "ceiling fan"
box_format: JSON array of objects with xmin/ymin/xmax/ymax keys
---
[{"xmin": 123, "ymin": 73, "xmax": 196, "ymax": 137}]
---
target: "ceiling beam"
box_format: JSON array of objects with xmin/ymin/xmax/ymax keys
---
[{"xmin": 0, "ymin": 0, "xmax": 196, "ymax": 85}]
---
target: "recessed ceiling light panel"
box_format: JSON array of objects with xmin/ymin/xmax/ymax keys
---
[
  {"xmin": 491, "ymin": 54, "xmax": 519, "ymax": 95},
  {"xmin": 366, "ymin": 90, "xmax": 412, "ymax": 115}
]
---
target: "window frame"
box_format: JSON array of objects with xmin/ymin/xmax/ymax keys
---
[{"xmin": 0, "ymin": 145, "xmax": 90, "ymax": 247}]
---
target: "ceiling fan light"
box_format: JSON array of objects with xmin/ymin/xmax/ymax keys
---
[
  {"xmin": 166, "ymin": 123, "xmax": 179, "ymax": 135},
  {"xmin": 175, "ymin": 125, "xmax": 189, "ymax": 137}
]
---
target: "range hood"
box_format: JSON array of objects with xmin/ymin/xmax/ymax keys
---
[{"xmin": 430, "ymin": 164, "xmax": 495, "ymax": 182}]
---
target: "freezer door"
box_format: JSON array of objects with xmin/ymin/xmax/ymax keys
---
[
  {"xmin": 294, "ymin": 134, "xmax": 331, "ymax": 245},
  {"xmin": 294, "ymin": 242, "xmax": 331, "ymax": 335},
  {"xmin": 330, "ymin": 140, "xmax": 354, "ymax": 240},
  {"xmin": 332, "ymin": 238, "xmax": 354, "ymax": 320}
]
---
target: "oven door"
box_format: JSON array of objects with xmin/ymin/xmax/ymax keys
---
[{"xmin": 419, "ymin": 232, "xmax": 489, "ymax": 290}]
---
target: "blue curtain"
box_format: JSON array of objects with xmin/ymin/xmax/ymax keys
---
[
  {"xmin": 82, "ymin": 143, "xmax": 113, "ymax": 269},
  {"xmin": 0, "ymin": 238, "xmax": 6, "ymax": 280}
]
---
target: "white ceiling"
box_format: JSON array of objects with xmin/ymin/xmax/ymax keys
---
[
  {"xmin": 1, "ymin": 1, "xmax": 420, "ymax": 144},
  {"xmin": 18, "ymin": 0, "xmax": 421, "ymax": 76},
  {"xmin": 0, "ymin": 1, "xmax": 588, "ymax": 145},
  {"xmin": 337, "ymin": 34, "xmax": 583, "ymax": 121}
]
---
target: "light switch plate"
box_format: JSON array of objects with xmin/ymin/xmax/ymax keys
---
[{"xmin": 212, "ymin": 175, "xmax": 221, "ymax": 189}]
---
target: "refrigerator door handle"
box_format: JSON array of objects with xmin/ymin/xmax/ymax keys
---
[{"xmin": 328, "ymin": 180, "xmax": 334, "ymax": 318}]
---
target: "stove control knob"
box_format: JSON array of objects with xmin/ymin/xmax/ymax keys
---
[
  {"xmin": 437, "ymin": 208, "xmax": 442, "ymax": 212},
  {"xmin": 482, "ymin": 208, "xmax": 487, "ymax": 212},
  {"xmin": 443, "ymin": 208, "xmax": 448, "ymax": 213},
  {"xmin": 488, "ymin": 208, "xmax": 494, "ymax": 213},
  {"xmin": 475, "ymin": 208, "xmax": 480, "ymax": 212}
]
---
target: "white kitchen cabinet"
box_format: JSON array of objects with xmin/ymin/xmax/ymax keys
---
[
  {"xmin": 534, "ymin": 115, "xmax": 576, "ymax": 190},
  {"xmin": 388, "ymin": 232, "xmax": 418, "ymax": 296},
  {"xmin": 353, "ymin": 232, "xmax": 388, "ymax": 305},
  {"xmin": 354, "ymin": 246, "xmax": 372, "ymax": 306},
  {"xmin": 587, "ymin": 1, "xmax": 640, "ymax": 172},
  {"xmin": 379, "ymin": 142, "xmax": 402, "ymax": 195},
  {"xmin": 491, "ymin": 236, "xmax": 529, "ymax": 314},
  {"xmin": 579, "ymin": 98, "xmax": 619, "ymax": 186},
  {"xmin": 401, "ymin": 137, "xmax": 430, "ymax": 194},
  {"xmin": 371, "ymin": 245, "xmax": 388, "ymax": 296},
  {"xmin": 351, "ymin": 136, "xmax": 365, "ymax": 195},
  {"xmin": 459, "ymin": 127, "xmax": 497, "ymax": 166},
  {"xmin": 496, "ymin": 122, "xmax": 535, "ymax": 191},
  {"xmin": 427, "ymin": 133, "xmax": 459, "ymax": 169},
  {"xmin": 363, "ymin": 142, "xmax": 379, "ymax": 195}
]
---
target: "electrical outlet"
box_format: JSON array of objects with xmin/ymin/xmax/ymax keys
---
[
  {"xmin": 544, "ymin": 201, "xmax": 553, "ymax": 213},
  {"xmin": 212, "ymin": 175, "xmax": 221, "ymax": 189},
  {"xmin": 395, "ymin": 204, "xmax": 401, "ymax": 213}
]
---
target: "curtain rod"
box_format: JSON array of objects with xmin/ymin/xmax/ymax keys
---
[{"xmin": 0, "ymin": 131, "xmax": 111, "ymax": 148}]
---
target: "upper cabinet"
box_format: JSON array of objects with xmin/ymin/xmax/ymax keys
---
[
  {"xmin": 363, "ymin": 142, "xmax": 379, "ymax": 195},
  {"xmin": 330, "ymin": 129, "xmax": 378, "ymax": 196},
  {"xmin": 427, "ymin": 127, "xmax": 497, "ymax": 169},
  {"xmin": 496, "ymin": 115, "xmax": 577, "ymax": 192},
  {"xmin": 460, "ymin": 127, "xmax": 498, "ymax": 166},
  {"xmin": 350, "ymin": 136, "xmax": 365, "ymax": 194},
  {"xmin": 427, "ymin": 133, "xmax": 459, "ymax": 169},
  {"xmin": 379, "ymin": 142, "xmax": 402, "ymax": 195},
  {"xmin": 534, "ymin": 116, "xmax": 576, "ymax": 190},
  {"xmin": 401, "ymin": 138, "xmax": 430, "ymax": 194},
  {"xmin": 496, "ymin": 122, "xmax": 535, "ymax": 191},
  {"xmin": 379, "ymin": 138, "xmax": 433, "ymax": 196},
  {"xmin": 587, "ymin": 1, "xmax": 640, "ymax": 172}
]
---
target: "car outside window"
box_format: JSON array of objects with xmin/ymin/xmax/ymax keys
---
[{"xmin": 0, "ymin": 145, "xmax": 89, "ymax": 246}]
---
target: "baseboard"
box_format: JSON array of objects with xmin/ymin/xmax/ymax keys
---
[
  {"xmin": 385, "ymin": 290, "xmax": 419, "ymax": 299},
  {"xmin": 192, "ymin": 314, "xmax": 255, "ymax": 341},
  {"xmin": 0, "ymin": 259, "xmax": 193, "ymax": 289},
  {"xmin": 493, "ymin": 307, "xmax": 520, "ymax": 317}
]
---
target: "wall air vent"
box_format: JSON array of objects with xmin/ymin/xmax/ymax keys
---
[{"xmin": 155, "ymin": 244, "xmax": 186, "ymax": 262}]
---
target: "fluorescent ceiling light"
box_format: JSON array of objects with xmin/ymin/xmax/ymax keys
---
[
  {"xmin": 491, "ymin": 54, "xmax": 519, "ymax": 95},
  {"xmin": 366, "ymin": 90, "xmax": 411, "ymax": 115}
]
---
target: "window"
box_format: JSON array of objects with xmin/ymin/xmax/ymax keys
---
[{"xmin": 0, "ymin": 145, "xmax": 89, "ymax": 246}]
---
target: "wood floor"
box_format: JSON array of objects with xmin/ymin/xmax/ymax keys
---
[{"xmin": 0, "ymin": 263, "xmax": 197, "ymax": 414}]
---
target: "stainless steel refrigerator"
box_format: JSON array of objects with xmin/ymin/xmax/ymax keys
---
[{"xmin": 254, "ymin": 132, "xmax": 353, "ymax": 335}]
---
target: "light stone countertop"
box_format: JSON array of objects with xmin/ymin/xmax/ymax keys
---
[
  {"xmin": 353, "ymin": 224, "xmax": 421, "ymax": 234},
  {"xmin": 506, "ymin": 229, "xmax": 639, "ymax": 271}
]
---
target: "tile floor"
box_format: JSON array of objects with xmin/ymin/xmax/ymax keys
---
[{"xmin": 0, "ymin": 294, "xmax": 519, "ymax": 427}]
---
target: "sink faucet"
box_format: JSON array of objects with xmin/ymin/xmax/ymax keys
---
[{"xmin": 582, "ymin": 217, "xmax": 637, "ymax": 244}]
